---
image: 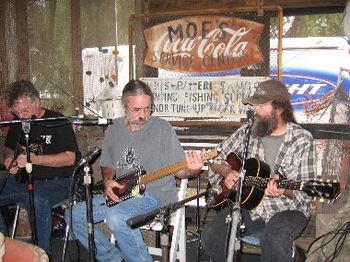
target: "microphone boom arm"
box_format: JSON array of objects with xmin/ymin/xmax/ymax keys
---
[{"xmin": 127, "ymin": 188, "xmax": 215, "ymax": 228}]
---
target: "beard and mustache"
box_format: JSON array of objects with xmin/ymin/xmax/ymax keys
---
[
  {"xmin": 125, "ymin": 112, "xmax": 148, "ymax": 130},
  {"xmin": 251, "ymin": 110, "xmax": 278, "ymax": 137}
]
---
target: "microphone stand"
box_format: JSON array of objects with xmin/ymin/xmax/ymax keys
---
[
  {"xmin": 127, "ymin": 189, "xmax": 216, "ymax": 261},
  {"xmin": 154, "ymin": 187, "xmax": 211, "ymax": 262},
  {"xmin": 159, "ymin": 208, "xmax": 170, "ymax": 262},
  {"xmin": 226, "ymin": 118, "xmax": 253, "ymax": 262},
  {"xmin": 83, "ymin": 163, "xmax": 95, "ymax": 262},
  {"xmin": 196, "ymin": 175, "xmax": 202, "ymax": 261},
  {"xmin": 22, "ymin": 119, "xmax": 38, "ymax": 245}
]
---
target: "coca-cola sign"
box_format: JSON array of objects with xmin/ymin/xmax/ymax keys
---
[{"xmin": 144, "ymin": 16, "xmax": 264, "ymax": 73}]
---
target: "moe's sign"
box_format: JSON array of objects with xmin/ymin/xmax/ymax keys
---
[{"xmin": 144, "ymin": 16, "xmax": 264, "ymax": 73}]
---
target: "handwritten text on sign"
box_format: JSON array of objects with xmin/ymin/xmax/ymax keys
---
[
  {"xmin": 143, "ymin": 16, "xmax": 264, "ymax": 73},
  {"xmin": 142, "ymin": 77, "xmax": 268, "ymax": 118}
]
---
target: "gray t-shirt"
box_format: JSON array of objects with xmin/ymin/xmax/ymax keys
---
[
  {"xmin": 262, "ymin": 134, "xmax": 285, "ymax": 173},
  {"xmin": 100, "ymin": 116, "xmax": 185, "ymax": 204}
]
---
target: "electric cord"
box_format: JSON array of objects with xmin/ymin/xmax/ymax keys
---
[{"xmin": 307, "ymin": 219, "xmax": 350, "ymax": 261}]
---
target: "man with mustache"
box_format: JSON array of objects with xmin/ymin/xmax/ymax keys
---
[
  {"xmin": 67, "ymin": 79, "xmax": 204, "ymax": 262},
  {"xmin": 202, "ymin": 79, "xmax": 317, "ymax": 262}
]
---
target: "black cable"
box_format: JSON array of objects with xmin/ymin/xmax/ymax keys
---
[{"xmin": 307, "ymin": 220, "xmax": 350, "ymax": 261}]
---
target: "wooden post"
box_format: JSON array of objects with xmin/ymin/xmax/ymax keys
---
[{"xmin": 71, "ymin": 0, "xmax": 83, "ymax": 110}]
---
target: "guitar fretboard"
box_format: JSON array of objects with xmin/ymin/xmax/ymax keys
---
[
  {"xmin": 243, "ymin": 176, "xmax": 302, "ymax": 190},
  {"xmin": 140, "ymin": 149, "xmax": 218, "ymax": 185}
]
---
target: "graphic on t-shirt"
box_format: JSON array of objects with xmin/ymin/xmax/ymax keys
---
[
  {"xmin": 125, "ymin": 147, "xmax": 134, "ymax": 164},
  {"xmin": 40, "ymin": 134, "xmax": 52, "ymax": 144},
  {"xmin": 116, "ymin": 146, "xmax": 143, "ymax": 171}
]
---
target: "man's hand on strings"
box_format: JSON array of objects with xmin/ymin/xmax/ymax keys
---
[
  {"xmin": 104, "ymin": 179, "xmax": 124, "ymax": 203},
  {"xmin": 265, "ymin": 175, "xmax": 284, "ymax": 197},
  {"xmin": 4, "ymin": 156, "xmax": 19, "ymax": 175}
]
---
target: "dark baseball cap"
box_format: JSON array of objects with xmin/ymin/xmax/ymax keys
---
[{"xmin": 243, "ymin": 79, "xmax": 291, "ymax": 105}]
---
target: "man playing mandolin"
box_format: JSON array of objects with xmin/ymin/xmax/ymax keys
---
[
  {"xmin": 67, "ymin": 79, "xmax": 206, "ymax": 262},
  {"xmin": 0, "ymin": 80, "xmax": 80, "ymax": 255},
  {"xmin": 202, "ymin": 79, "xmax": 317, "ymax": 262}
]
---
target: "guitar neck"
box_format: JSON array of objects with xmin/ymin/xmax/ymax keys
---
[
  {"xmin": 244, "ymin": 176, "xmax": 302, "ymax": 190},
  {"xmin": 139, "ymin": 160, "xmax": 187, "ymax": 185},
  {"xmin": 140, "ymin": 149, "xmax": 218, "ymax": 185}
]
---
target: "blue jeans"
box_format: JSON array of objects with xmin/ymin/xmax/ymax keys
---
[
  {"xmin": 66, "ymin": 192, "xmax": 163, "ymax": 262},
  {"xmin": 202, "ymin": 207, "xmax": 307, "ymax": 262},
  {"xmin": 0, "ymin": 176, "xmax": 71, "ymax": 254}
]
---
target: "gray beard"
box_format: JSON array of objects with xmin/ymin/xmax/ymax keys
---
[{"xmin": 251, "ymin": 113, "xmax": 278, "ymax": 137}]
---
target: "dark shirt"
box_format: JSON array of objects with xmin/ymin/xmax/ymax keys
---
[{"xmin": 4, "ymin": 109, "xmax": 80, "ymax": 180}]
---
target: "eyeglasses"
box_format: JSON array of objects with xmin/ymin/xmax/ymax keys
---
[
  {"xmin": 11, "ymin": 100, "xmax": 36, "ymax": 117},
  {"xmin": 127, "ymin": 106, "xmax": 151, "ymax": 114}
]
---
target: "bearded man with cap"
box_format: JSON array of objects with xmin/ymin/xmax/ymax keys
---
[{"xmin": 201, "ymin": 79, "xmax": 317, "ymax": 262}]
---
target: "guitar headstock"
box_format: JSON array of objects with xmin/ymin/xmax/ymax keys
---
[
  {"xmin": 301, "ymin": 179, "xmax": 340, "ymax": 201},
  {"xmin": 203, "ymin": 148, "xmax": 220, "ymax": 162}
]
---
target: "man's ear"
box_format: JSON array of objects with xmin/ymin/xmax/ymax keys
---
[{"xmin": 276, "ymin": 107, "xmax": 284, "ymax": 117}]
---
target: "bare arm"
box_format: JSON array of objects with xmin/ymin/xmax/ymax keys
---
[
  {"xmin": 210, "ymin": 163, "xmax": 235, "ymax": 178},
  {"xmin": 210, "ymin": 163, "xmax": 239, "ymax": 189},
  {"xmin": 3, "ymin": 147, "xmax": 19, "ymax": 174},
  {"xmin": 15, "ymin": 151, "xmax": 76, "ymax": 168}
]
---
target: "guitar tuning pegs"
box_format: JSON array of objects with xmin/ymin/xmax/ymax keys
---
[{"xmin": 319, "ymin": 197, "xmax": 325, "ymax": 203}]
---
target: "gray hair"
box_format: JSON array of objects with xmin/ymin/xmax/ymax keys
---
[
  {"xmin": 121, "ymin": 79, "xmax": 154, "ymax": 107},
  {"xmin": 4, "ymin": 80, "xmax": 40, "ymax": 107}
]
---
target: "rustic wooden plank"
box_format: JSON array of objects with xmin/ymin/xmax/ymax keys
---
[
  {"xmin": 0, "ymin": 0, "xmax": 8, "ymax": 91},
  {"xmin": 15, "ymin": 0, "xmax": 30, "ymax": 80},
  {"xmin": 146, "ymin": 0, "xmax": 347, "ymax": 13},
  {"xmin": 171, "ymin": 121, "xmax": 350, "ymax": 140},
  {"xmin": 71, "ymin": 0, "xmax": 83, "ymax": 109}
]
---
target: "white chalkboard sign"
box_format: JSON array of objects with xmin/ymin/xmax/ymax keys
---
[{"xmin": 142, "ymin": 77, "xmax": 268, "ymax": 118}]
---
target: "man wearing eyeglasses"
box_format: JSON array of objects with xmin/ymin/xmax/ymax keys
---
[
  {"xmin": 0, "ymin": 80, "xmax": 80, "ymax": 256},
  {"xmin": 67, "ymin": 79, "xmax": 205, "ymax": 262}
]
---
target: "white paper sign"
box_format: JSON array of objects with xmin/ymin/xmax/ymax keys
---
[{"xmin": 142, "ymin": 77, "xmax": 268, "ymax": 118}]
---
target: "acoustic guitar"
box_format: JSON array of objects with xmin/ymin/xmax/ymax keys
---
[
  {"xmin": 105, "ymin": 149, "xmax": 219, "ymax": 207},
  {"xmin": 206, "ymin": 153, "xmax": 340, "ymax": 210}
]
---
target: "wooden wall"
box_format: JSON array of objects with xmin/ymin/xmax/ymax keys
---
[{"xmin": 144, "ymin": 0, "xmax": 347, "ymax": 14}]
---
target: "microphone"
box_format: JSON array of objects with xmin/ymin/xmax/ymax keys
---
[
  {"xmin": 246, "ymin": 108, "xmax": 255, "ymax": 120},
  {"xmin": 76, "ymin": 146, "xmax": 101, "ymax": 169},
  {"xmin": 206, "ymin": 185, "xmax": 222, "ymax": 208},
  {"xmin": 71, "ymin": 117, "xmax": 113, "ymax": 125},
  {"xmin": 127, "ymin": 208, "xmax": 162, "ymax": 228}
]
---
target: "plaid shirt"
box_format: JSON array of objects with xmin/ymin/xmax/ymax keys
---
[{"xmin": 209, "ymin": 122, "xmax": 317, "ymax": 223}]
